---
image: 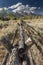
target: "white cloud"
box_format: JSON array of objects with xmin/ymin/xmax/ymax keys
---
[
  {"xmin": 0, "ymin": 8, "xmax": 2, "ymax": 11},
  {"xmin": 8, "ymin": 2, "xmax": 22, "ymax": 9},
  {"xmin": 4, "ymin": 7, "xmax": 8, "ymax": 10},
  {"xmin": 12, "ymin": 3, "xmax": 37, "ymax": 14},
  {"xmin": 38, "ymin": 7, "xmax": 40, "ymax": 9},
  {"xmin": 0, "ymin": 7, "xmax": 8, "ymax": 11},
  {"xmin": 0, "ymin": 2, "xmax": 38, "ymax": 15},
  {"xmin": 29, "ymin": 7, "xmax": 37, "ymax": 11},
  {"xmin": 31, "ymin": 11, "xmax": 35, "ymax": 13}
]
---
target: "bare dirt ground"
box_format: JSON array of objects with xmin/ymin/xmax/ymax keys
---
[{"xmin": 0, "ymin": 19, "xmax": 43, "ymax": 65}]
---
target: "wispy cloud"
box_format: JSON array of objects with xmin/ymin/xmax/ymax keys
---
[
  {"xmin": 10, "ymin": 3, "xmax": 37, "ymax": 14},
  {"xmin": 38, "ymin": 7, "xmax": 40, "ymax": 9},
  {"xmin": 8, "ymin": 3, "xmax": 22, "ymax": 9},
  {"xmin": 0, "ymin": 2, "xmax": 41, "ymax": 15},
  {"xmin": 29, "ymin": 7, "xmax": 37, "ymax": 11},
  {"xmin": 0, "ymin": 8, "xmax": 2, "ymax": 11},
  {"xmin": 0, "ymin": 7, "xmax": 8, "ymax": 11}
]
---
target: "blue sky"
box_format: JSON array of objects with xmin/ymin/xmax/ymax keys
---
[
  {"xmin": 0, "ymin": 0, "xmax": 43, "ymax": 15},
  {"xmin": 0, "ymin": 0, "xmax": 43, "ymax": 7}
]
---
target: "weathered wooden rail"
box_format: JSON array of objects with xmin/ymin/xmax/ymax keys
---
[{"xmin": 18, "ymin": 23, "xmax": 25, "ymax": 53}]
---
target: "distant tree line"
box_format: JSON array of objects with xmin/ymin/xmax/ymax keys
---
[
  {"xmin": 0, "ymin": 8, "xmax": 18, "ymax": 21},
  {"xmin": 21, "ymin": 15, "xmax": 43, "ymax": 20}
]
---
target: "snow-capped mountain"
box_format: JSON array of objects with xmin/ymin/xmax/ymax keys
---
[{"xmin": 0, "ymin": 3, "xmax": 41, "ymax": 16}]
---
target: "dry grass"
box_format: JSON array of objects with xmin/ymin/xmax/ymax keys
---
[{"xmin": 0, "ymin": 19, "xmax": 43, "ymax": 65}]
